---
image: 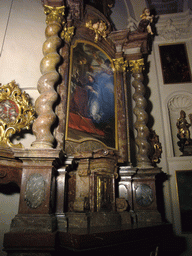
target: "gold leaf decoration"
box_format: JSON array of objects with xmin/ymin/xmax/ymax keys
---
[
  {"xmin": 44, "ymin": 5, "xmax": 65, "ymax": 25},
  {"xmin": 129, "ymin": 59, "xmax": 144, "ymax": 74}
]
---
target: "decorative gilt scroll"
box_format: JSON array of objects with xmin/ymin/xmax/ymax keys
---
[
  {"xmin": 129, "ymin": 59, "xmax": 152, "ymax": 168},
  {"xmin": 0, "ymin": 81, "xmax": 35, "ymax": 148},
  {"xmin": 31, "ymin": 5, "xmax": 65, "ymax": 148}
]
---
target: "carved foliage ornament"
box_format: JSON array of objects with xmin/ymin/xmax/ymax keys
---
[
  {"xmin": 129, "ymin": 59, "xmax": 144, "ymax": 74},
  {"xmin": 112, "ymin": 58, "xmax": 144, "ymax": 74},
  {"xmin": 113, "ymin": 57, "xmax": 128, "ymax": 72},
  {"xmin": 0, "ymin": 81, "xmax": 35, "ymax": 148},
  {"xmin": 61, "ymin": 26, "xmax": 75, "ymax": 43}
]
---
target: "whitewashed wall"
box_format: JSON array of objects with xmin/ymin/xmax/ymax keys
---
[{"xmin": 152, "ymin": 10, "xmax": 192, "ymax": 256}]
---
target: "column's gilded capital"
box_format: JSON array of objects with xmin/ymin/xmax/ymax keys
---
[
  {"xmin": 44, "ymin": 5, "xmax": 65, "ymax": 25},
  {"xmin": 129, "ymin": 59, "xmax": 144, "ymax": 74},
  {"xmin": 113, "ymin": 57, "xmax": 128, "ymax": 72}
]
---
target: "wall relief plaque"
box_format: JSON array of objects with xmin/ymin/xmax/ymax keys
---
[{"xmin": 25, "ymin": 174, "xmax": 45, "ymax": 209}]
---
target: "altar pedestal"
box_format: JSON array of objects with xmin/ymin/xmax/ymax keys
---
[{"xmin": 4, "ymin": 223, "xmax": 184, "ymax": 256}]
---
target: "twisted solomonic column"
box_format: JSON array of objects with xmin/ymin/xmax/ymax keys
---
[
  {"xmin": 129, "ymin": 59, "xmax": 152, "ymax": 168},
  {"xmin": 31, "ymin": 6, "xmax": 65, "ymax": 148}
]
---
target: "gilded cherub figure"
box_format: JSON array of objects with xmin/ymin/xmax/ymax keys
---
[{"xmin": 138, "ymin": 8, "xmax": 154, "ymax": 35}]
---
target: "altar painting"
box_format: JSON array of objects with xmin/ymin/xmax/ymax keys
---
[
  {"xmin": 66, "ymin": 41, "xmax": 116, "ymax": 149},
  {"xmin": 159, "ymin": 43, "xmax": 191, "ymax": 84}
]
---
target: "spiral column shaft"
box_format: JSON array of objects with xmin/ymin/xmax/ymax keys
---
[
  {"xmin": 129, "ymin": 59, "xmax": 152, "ymax": 168},
  {"xmin": 31, "ymin": 6, "xmax": 65, "ymax": 148}
]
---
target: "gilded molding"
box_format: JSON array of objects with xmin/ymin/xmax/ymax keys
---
[
  {"xmin": 0, "ymin": 81, "xmax": 35, "ymax": 148},
  {"xmin": 44, "ymin": 5, "xmax": 65, "ymax": 25},
  {"xmin": 129, "ymin": 59, "xmax": 144, "ymax": 74},
  {"xmin": 113, "ymin": 57, "xmax": 128, "ymax": 72}
]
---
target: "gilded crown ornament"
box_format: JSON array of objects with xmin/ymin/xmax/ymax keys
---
[{"xmin": 0, "ymin": 81, "xmax": 35, "ymax": 148}]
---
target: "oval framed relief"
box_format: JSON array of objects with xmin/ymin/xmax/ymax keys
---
[{"xmin": 25, "ymin": 174, "xmax": 45, "ymax": 209}]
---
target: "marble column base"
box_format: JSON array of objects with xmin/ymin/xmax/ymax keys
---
[
  {"xmin": 56, "ymin": 213, "xmax": 68, "ymax": 231},
  {"xmin": 10, "ymin": 214, "xmax": 57, "ymax": 233},
  {"xmin": 136, "ymin": 210, "xmax": 162, "ymax": 223},
  {"xmin": 66, "ymin": 212, "xmax": 121, "ymax": 229}
]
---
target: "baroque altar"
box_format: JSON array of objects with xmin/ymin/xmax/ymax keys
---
[{"xmin": 0, "ymin": 1, "xmax": 179, "ymax": 255}]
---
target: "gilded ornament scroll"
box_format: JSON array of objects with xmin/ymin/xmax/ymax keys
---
[{"xmin": 0, "ymin": 81, "xmax": 35, "ymax": 148}]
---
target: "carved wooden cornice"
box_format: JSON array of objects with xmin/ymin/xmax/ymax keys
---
[
  {"xmin": 109, "ymin": 30, "xmax": 148, "ymax": 59},
  {"xmin": 42, "ymin": 0, "xmax": 64, "ymax": 7}
]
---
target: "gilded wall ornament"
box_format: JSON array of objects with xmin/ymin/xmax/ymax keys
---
[
  {"xmin": 85, "ymin": 20, "xmax": 108, "ymax": 42},
  {"xmin": 0, "ymin": 81, "xmax": 35, "ymax": 148},
  {"xmin": 129, "ymin": 59, "xmax": 144, "ymax": 74},
  {"xmin": 44, "ymin": 5, "xmax": 65, "ymax": 25}
]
